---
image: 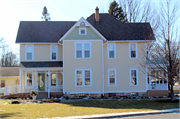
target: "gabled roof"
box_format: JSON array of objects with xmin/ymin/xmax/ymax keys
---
[
  {"xmin": 16, "ymin": 13, "xmax": 155, "ymax": 43},
  {"xmin": 0, "ymin": 67, "xmax": 19, "ymax": 77}
]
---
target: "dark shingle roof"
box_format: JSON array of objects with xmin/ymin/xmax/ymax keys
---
[
  {"xmin": 0, "ymin": 67, "xmax": 19, "ymax": 77},
  {"xmin": 19, "ymin": 61, "xmax": 63, "ymax": 68},
  {"xmin": 87, "ymin": 13, "xmax": 155, "ymax": 40},
  {"xmin": 16, "ymin": 13, "xmax": 155, "ymax": 43}
]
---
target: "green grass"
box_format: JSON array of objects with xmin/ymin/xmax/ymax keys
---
[{"xmin": 0, "ymin": 99, "xmax": 179, "ymax": 119}]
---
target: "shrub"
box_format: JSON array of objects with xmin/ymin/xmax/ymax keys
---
[{"xmin": 30, "ymin": 90, "xmax": 38, "ymax": 97}]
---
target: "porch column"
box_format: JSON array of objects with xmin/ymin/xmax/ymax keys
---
[
  {"xmin": 149, "ymin": 71, "xmax": 151, "ymax": 89},
  {"xmin": 20, "ymin": 70, "xmax": 22, "ymax": 93},
  {"xmin": 48, "ymin": 70, "xmax": 51, "ymax": 98},
  {"xmin": 166, "ymin": 72, "xmax": 168, "ymax": 90},
  {"xmin": 162, "ymin": 71, "xmax": 164, "ymax": 89},
  {"xmin": 155, "ymin": 71, "xmax": 157, "ymax": 89},
  {"xmin": 34, "ymin": 71, "xmax": 37, "ymax": 92}
]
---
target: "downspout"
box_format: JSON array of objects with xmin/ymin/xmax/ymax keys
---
[{"xmin": 102, "ymin": 41, "xmax": 108, "ymax": 96}]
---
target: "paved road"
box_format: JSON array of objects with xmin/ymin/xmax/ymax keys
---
[{"xmin": 113, "ymin": 113, "xmax": 180, "ymax": 119}]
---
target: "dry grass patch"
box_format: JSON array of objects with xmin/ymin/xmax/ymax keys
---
[{"xmin": 0, "ymin": 99, "xmax": 179, "ymax": 119}]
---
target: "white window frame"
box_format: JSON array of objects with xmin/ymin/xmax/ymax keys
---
[
  {"xmin": 75, "ymin": 69, "xmax": 92, "ymax": 87},
  {"xmin": 75, "ymin": 42, "xmax": 91, "ymax": 59},
  {"xmin": 129, "ymin": 68, "xmax": 138, "ymax": 86},
  {"xmin": 25, "ymin": 72, "xmax": 34, "ymax": 86},
  {"xmin": 129, "ymin": 43, "xmax": 137, "ymax": 59},
  {"xmin": 50, "ymin": 73, "xmax": 58, "ymax": 87},
  {"xmin": 50, "ymin": 45, "xmax": 58, "ymax": 60},
  {"xmin": 25, "ymin": 45, "xmax": 34, "ymax": 61},
  {"xmin": 79, "ymin": 27, "xmax": 87, "ymax": 35},
  {"xmin": 107, "ymin": 43, "xmax": 116, "ymax": 59},
  {"xmin": 108, "ymin": 68, "xmax": 117, "ymax": 86}
]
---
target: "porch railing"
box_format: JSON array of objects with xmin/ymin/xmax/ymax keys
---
[
  {"xmin": 0, "ymin": 85, "xmax": 20, "ymax": 95},
  {"xmin": 148, "ymin": 83, "xmax": 168, "ymax": 90},
  {"xmin": 23, "ymin": 86, "xmax": 36, "ymax": 93},
  {"xmin": 49, "ymin": 85, "xmax": 63, "ymax": 92}
]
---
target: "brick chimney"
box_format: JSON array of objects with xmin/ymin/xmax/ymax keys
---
[{"xmin": 95, "ymin": 6, "xmax": 99, "ymax": 21}]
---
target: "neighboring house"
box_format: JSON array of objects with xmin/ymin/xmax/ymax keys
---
[{"xmin": 14, "ymin": 7, "xmax": 168, "ymax": 98}]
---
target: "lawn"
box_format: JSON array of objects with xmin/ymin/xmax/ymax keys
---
[{"xmin": 0, "ymin": 99, "xmax": 179, "ymax": 119}]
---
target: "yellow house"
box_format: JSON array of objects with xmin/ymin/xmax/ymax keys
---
[{"xmin": 0, "ymin": 67, "xmax": 19, "ymax": 94}]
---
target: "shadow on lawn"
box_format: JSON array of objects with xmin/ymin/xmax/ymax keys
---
[
  {"xmin": 0, "ymin": 112, "xmax": 22, "ymax": 118},
  {"xmin": 62, "ymin": 99, "xmax": 179, "ymax": 110}
]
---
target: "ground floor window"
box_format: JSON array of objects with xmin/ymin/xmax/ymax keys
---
[
  {"xmin": 108, "ymin": 69, "xmax": 116, "ymax": 86},
  {"xmin": 51, "ymin": 73, "xmax": 57, "ymax": 86},
  {"xmin": 26, "ymin": 73, "xmax": 32, "ymax": 86},
  {"xmin": 1, "ymin": 80, "xmax": 5, "ymax": 87},
  {"xmin": 130, "ymin": 68, "xmax": 138, "ymax": 86},
  {"xmin": 75, "ymin": 69, "xmax": 92, "ymax": 87}
]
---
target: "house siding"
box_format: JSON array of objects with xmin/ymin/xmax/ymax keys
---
[{"xmin": 63, "ymin": 41, "xmax": 103, "ymax": 93}]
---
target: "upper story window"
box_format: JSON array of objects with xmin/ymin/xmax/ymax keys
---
[
  {"xmin": 25, "ymin": 45, "xmax": 34, "ymax": 61},
  {"xmin": 50, "ymin": 45, "xmax": 57, "ymax": 60},
  {"xmin": 129, "ymin": 43, "xmax": 137, "ymax": 59},
  {"xmin": 130, "ymin": 68, "xmax": 138, "ymax": 86},
  {"xmin": 108, "ymin": 44, "xmax": 116, "ymax": 59},
  {"xmin": 75, "ymin": 42, "xmax": 91, "ymax": 59},
  {"xmin": 79, "ymin": 28, "xmax": 87, "ymax": 35},
  {"xmin": 108, "ymin": 69, "xmax": 116, "ymax": 86}
]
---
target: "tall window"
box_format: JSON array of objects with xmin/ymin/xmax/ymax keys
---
[
  {"xmin": 51, "ymin": 45, "xmax": 57, "ymax": 60},
  {"xmin": 1, "ymin": 80, "xmax": 5, "ymax": 87},
  {"xmin": 27, "ymin": 73, "xmax": 32, "ymax": 86},
  {"xmin": 108, "ymin": 69, "xmax": 116, "ymax": 86},
  {"xmin": 75, "ymin": 42, "xmax": 91, "ymax": 58},
  {"xmin": 130, "ymin": 68, "xmax": 138, "ymax": 86},
  {"xmin": 26, "ymin": 45, "xmax": 33, "ymax": 60},
  {"xmin": 75, "ymin": 69, "xmax": 91, "ymax": 87},
  {"xmin": 51, "ymin": 73, "xmax": 56, "ymax": 86},
  {"xmin": 129, "ymin": 43, "xmax": 137, "ymax": 58},
  {"xmin": 108, "ymin": 44, "xmax": 116, "ymax": 59}
]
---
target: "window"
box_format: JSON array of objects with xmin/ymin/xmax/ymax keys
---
[
  {"xmin": 108, "ymin": 44, "xmax": 116, "ymax": 59},
  {"xmin": 25, "ymin": 45, "xmax": 34, "ymax": 60},
  {"xmin": 75, "ymin": 42, "xmax": 91, "ymax": 58},
  {"xmin": 75, "ymin": 69, "xmax": 92, "ymax": 87},
  {"xmin": 129, "ymin": 43, "xmax": 137, "ymax": 58},
  {"xmin": 130, "ymin": 68, "xmax": 138, "ymax": 86},
  {"xmin": 108, "ymin": 69, "xmax": 116, "ymax": 86},
  {"xmin": 50, "ymin": 45, "xmax": 57, "ymax": 60},
  {"xmin": 51, "ymin": 73, "xmax": 57, "ymax": 86},
  {"xmin": 1, "ymin": 80, "xmax": 5, "ymax": 87},
  {"xmin": 26, "ymin": 73, "xmax": 32, "ymax": 86},
  {"xmin": 79, "ymin": 28, "xmax": 87, "ymax": 35}
]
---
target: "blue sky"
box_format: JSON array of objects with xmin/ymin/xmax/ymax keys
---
[{"xmin": 0, "ymin": 0, "xmax": 179, "ymax": 55}]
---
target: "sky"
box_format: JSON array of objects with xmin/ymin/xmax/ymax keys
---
[{"xmin": 0, "ymin": 0, "xmax": 179, "ymax": 56}]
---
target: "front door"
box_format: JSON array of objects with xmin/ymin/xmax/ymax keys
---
[{"xmin": 37, "ymin": 73, "xmax": 45, "ymax": 92}]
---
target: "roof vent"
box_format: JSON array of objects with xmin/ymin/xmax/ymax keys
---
[{"xmin": 95, "ymin": 6, "xmax": 99, "ymax": 21}]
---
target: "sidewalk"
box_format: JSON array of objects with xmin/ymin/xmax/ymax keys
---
[{"xmin": 52, "ymin": 108, "xmax": 180, "ymax": 119}]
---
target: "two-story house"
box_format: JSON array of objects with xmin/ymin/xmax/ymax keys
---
[{"xmin": 15, "ymin": 7, "xmax": 168, "ymax": 98}]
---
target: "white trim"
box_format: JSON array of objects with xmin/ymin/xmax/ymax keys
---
[
  {"xmin": 107, "ymin": 43, "xmax": 116, "ymax": 59},
  {"xmin": 63, "ymin": 40, "xmax": 65, "ymax": 94},
  {"xmin": 18, "ymin": 67, "xmax": 63, "ymax": 69},
  {"xmin": 59, "ymin": 17, "xmax": 107, "ymax": 41},
  {"xmin": 102, "ymin": 41, "xmax": 104, "ymax": 95},
  {"xmin": 104, "ymin": 90, "xmax": 146, "ymax": 93},
  {"xmin": 108, "ymin": 68, "xmax": 117, "ymax": 86},
  {"xmin": 79, "ymin": 27, "xmax": 87, "ymax": 35},
  {"xmin": 63, "ymin": 39, "xmax": 102, "ymax": 41},
  {"xmin": 107, "ymin": 40, "xmax": 154, "ymax": 42},
  {"xmin": 129, "ymin": 68, "xmax": 138, "ymax": 86},
  {"xmin": 75, "ymin": 42, "xmax": 91, "ymax": 59},
  {"xmin": 75, "ymin": 69, "xmax": 92, "ymax": 87},
  {"xmin": 25, "ymin": 45, "xmax": 34, "ymax": 61},
  {"xmin": 19, "ymin": 44, "xmax": 21, "ymax": 62},
  {"xmin": 16, "ymin": 42, "xmax": 58, "ymax": 44},
  {"xmin": 129, "ymin": 43, "xmax": 137, "ymax": 59},
  {"xmin": 50, "ymin": 45, "xmax": 58, "ymax": 61},
  {"xmin": 66, "ymin": 91, "xmax": 103, "ymax": 94}
]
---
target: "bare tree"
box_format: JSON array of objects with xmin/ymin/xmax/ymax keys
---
[
  {"xmin": 0, "ymin": 38, "xmax": 5, "ymax": 48},
  {"xmin": 41, "ymin": 6, "xmax": 51, "ymax": 21},
  {"xmin": 143, "ymin": 0, "xmax": 180, "ymax": 101}
]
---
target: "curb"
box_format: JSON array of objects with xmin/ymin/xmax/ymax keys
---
[{"xmin": 55, "ymin": 109, "xmax": 180, "ymax": 119}]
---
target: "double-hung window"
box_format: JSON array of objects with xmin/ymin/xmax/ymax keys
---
[
  {"xmin": 75, "ymin": 69, "xmax": 92, "ymax": 87},
  {"xmin": 108, "ymin": 44, "xmax": 116, "ymax": 59},
  {"xmin": 108, "ymin": 69, "xmax": 116, "ymax": 86},
  {"xmin": 25, "ymin": 45, "xmax": 34, "ymax": 60},
  {"xmin": 51, "ymin": 73, "xmax": 57, "ymax": 86},
  {"xmin": 26, "ymin": 73, "xmax": 32, "ymax": 86},
  {"xmin": 75, "ymin": 42, "xmax": 91, "ymax": 58},
  {"xmin": 50, "ymin": 45, "xmax": 57, "ymax": 60},
  {"xmin": 130, "ymin": 68, "xmax": 138, "ymax": 86},
  {"xmin": 129, "ymin": 43, "xmax": 137, "ymax": 58}
]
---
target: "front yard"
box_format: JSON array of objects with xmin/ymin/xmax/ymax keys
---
[{"xmin": 0, "ymin": 99, "xmax": 179, "ymax": 118}]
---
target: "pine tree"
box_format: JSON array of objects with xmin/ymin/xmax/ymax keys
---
[
  {"xmin": 41, "ymin": 6, "xmax": 51, "ymax": 21},
  {"xmin": 108, "ymin": 1, "xmax": 128, "ymax": 23}
]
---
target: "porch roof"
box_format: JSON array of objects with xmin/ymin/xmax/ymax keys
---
[{"xmin": 19, "ymin": 61, "xmax": 63, "ymax": 68}]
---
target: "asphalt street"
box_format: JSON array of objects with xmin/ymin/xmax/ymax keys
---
[{"xmin": 113, "ymin": 112, "xmax": 180, "ymax": 119}]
